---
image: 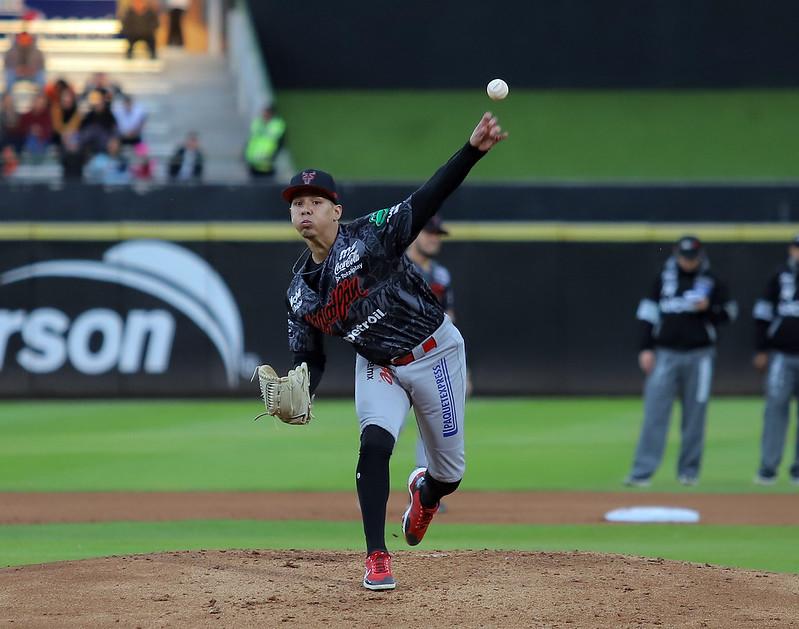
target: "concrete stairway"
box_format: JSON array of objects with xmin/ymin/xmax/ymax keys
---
[{"xmin": 136, "ymin": 48, "xmax": 250, "ymax": 183}]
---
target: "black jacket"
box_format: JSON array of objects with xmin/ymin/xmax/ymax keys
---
[
  {"xmin": 168, "ymin": 146, "xmax": 204, "ymax": 180},
  {"xmin": 637, "ymin": 256, "xmax": 737, "ymax": 351},
  {"xmin": 753, "ymin": 258, "xmax": 799, "ymax": 354}
]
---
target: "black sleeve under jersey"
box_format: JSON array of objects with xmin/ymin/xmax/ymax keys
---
[
  {"xmin": 293, "ymin": 350, "xmax": 325, "ymax": 395},
  {"xmin": 754, "ymin": 272, "xmax": 780, "ymax": 351},
  {"xmin": 707, "ymin": 277, "xmax": 736, "ymax": 326},
  {"xmin": 409, "ymin": 142, "xmax": 485, "ymax": 238},
  {"xmin": 288, "ymin": 298, "xmax": 326, "ymax": 395}
]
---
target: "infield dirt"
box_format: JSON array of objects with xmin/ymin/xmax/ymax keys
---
[
  {"xmin": 2, "ymin": 491, "xmax": 799, "ymax": 627},
  {"xmin": 2, "ymin": 549, "xmax": 799, "ymax": 628}
]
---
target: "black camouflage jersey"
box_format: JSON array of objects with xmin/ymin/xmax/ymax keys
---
[{"xmin": 286, "ymin": 143, "xmax": 484, "ymax": 388}]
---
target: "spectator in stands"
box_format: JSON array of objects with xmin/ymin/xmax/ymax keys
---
[
  {"xmin": 130, "ymin": 141, "xmax": 156, "ymax": 180},
  {"xmin": 81, "ymin": 73, "xmax": 125, "ymax": 104},
  {"xmin": 166, "ymin": 0, "xmax": 189, "ymax": 47},
  {"xmin": 51, "ymin": 87, "xmax": 82, "ymax": 148},
  {"xmin": 44, "ymin": 78, "xmax": 72, "ymax": 106},
  {"xmin": 3, "ymin": 31, "xmax": 45, "ymax": 89},
  {"xmin": 19, "ymin": 91, "xmax": 51, "ymax": 161},
  {"xmin": 60, "ymin": 132, "xmax": 85, "ymax": 181},
  {"xmin": 85, "ymin": 136, "xmax": 131, "ymax": 185},
  {"xmin": 79, "ymin": 90, "xmax": 117, "ymax": 155},
  {"xmin": 111, "ymin": 94, "xmax": 147, "ymax": 146},
  {"xmin": 245, "ymin": 105, "xmax": 286, "ymax": 179},
  {"xmin": 122, "ymin": 0, "xmax": 160, "ymax": 60},
  {"xmin": 0, "ymin": 92, "xmax": 25, "ymax": 154},
  {"xmin": 1, "ymin": 145, "xmax": 19, "ymax": 177},
  {"xmin": 168, "ymin": 131, "xmax": 204, "ymax": 181},
  {"xmin": 20, "ymin": 7, "xmax": 44, "ymax": 22}
]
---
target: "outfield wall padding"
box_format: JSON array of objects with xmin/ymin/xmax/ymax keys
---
[
  {"xmin": 1, "ymin": 182, "xmax": 796, "ymax": 396},
  {"xmin": 0, "ymin": 236, "xmax": 789, "ymax": 397}
]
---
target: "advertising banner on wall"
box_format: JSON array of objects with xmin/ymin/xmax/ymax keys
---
[
  {"xmin": 0, "ymin": 240, "xmax": 273, "ymax": 396},
  {"xmin": 0, "ymin": 234, "xmax": 792, "ymax": 397}
]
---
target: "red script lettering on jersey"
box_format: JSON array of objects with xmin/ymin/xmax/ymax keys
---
[{"xmin": 305, "ymin": 277, "xmax": 368, "ymax": 334}]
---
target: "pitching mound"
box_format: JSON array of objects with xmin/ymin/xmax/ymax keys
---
[{"xmin": 3, "ymin": 550, "xmax": 798, "ymax": 628}]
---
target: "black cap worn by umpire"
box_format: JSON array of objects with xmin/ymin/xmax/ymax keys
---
[
  {"xmin": 791, "ymin": 234, "xmax": 799, "ymax": 247},
  {"xmin": 675, "ymin": 235, "xmax": 703, "ymax": 259},
  {"xmin": 282, "ymin": 169, "xmax": 339, "ymax": 203}
]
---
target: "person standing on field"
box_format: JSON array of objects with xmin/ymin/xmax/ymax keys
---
[
  {"xmin": 752, "ymin": 235, "xmax": 799, "ymax": 486},
  {"xmin": 403, "ymin": 216, "xmax": 458, "ymax": 494},
  {"xmin": 257, "ymin": 112, "xmax": 506, "ymax": 591},
  {"xmin": 625, "ymin": 236, "xmax": 737, "ymax": 488}
]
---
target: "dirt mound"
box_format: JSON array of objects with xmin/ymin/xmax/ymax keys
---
[{"xmin": 2, "ymin": 550, "xmax": 798, "ymax": 628}]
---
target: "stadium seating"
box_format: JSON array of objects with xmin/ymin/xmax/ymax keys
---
[{"xmin": 1, "ymin": 12, "xmax": 250, "ymax": 183}]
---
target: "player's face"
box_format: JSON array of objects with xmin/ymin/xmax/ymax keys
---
[
  {"xmin": 676, "ymin": 255, "xmax": 702, "ymax": 272},
  {"xmin": 789, "ymin": 245, "xmax": 799, "ymax": 263},
  {"xmin": 414, "ymin": 231, "xmax": 442, "ymax": 258},
  {"xmin": 289, "ymin": 195, "xmax": 342, "ymax": 239}
]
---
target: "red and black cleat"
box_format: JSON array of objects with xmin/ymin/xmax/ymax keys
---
[
  {"xmin": 363, "ymin": 550, "xmax": 396, "ymax": 591},
  {"xmin": 401, "ymin": 467, "xmax": 439, "ymax": 546}
]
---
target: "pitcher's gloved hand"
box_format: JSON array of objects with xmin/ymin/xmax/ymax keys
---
[{"xmin": 254, "ymin": 362, "xmax": 313, "ymax": 425}]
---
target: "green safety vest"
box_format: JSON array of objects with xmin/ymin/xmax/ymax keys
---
[{"xmin": 245, "ymin": 116, "xmax": 286, "ymax": 172}]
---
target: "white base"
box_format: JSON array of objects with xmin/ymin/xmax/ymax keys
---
[{"xmin": 604, "ymin": 506, "xmax": 700, "ymax": 523}]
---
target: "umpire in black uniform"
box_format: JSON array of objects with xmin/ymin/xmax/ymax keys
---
[
  {"xmin": 625, "ymin": 236, "xmax": 737, "ymax": 487},
  {"xmin": 752, "ymin": 235, "xmax": 799, "ymax": 485}
]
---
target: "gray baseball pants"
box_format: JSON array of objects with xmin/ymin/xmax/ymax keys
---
[
  {"xmin": 355, "ymin": 316, "xmax": 467, "ymax": 483},
  {"xmin": 630, "ymin": 347, "xmax": 715, "ymax": 480},
  {"xmin": 759, "ymin": 352, "xmax": 799, "ymax": 479}
]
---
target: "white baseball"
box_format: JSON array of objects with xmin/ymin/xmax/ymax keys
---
[{"xmin": 487, "ymin": 78, "xmax": 509, "ymax": 101}]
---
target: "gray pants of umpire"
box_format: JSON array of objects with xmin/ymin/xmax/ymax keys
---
[
  {"xmin": 759, "ymin": 352, "xmax": 799, "ymax": 479},
  {"xmin": 630, "ymin": 347, "xmax": 715, "ymax": 481}
]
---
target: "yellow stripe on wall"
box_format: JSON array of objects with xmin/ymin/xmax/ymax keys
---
[{"xmin": 0, "ymin": 221, "xmax": 796, "ymax": 242}]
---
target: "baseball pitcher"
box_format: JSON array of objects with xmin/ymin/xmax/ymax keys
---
[{"xmin": 256, "ymin": 112, "xmax": 507, "ymax": 590}]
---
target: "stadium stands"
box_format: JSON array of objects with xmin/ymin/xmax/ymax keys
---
[{"xmin": 0, "ymin": 6, "xmax": 253, "ymax": 183}]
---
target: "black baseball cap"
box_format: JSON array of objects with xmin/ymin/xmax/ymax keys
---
[
  {"xmin": 422, "ymin": 216, "xmax": 449, "ymax": 235},
  {"xmin": 282, "ymin": 169, "xmax": 338, "ymax": 203},
  {"xmin": 790, "ymin": 234, "xmax": 799, "ymax": 247},
  {"xmin": 675, "ymin": 235, "xmax": 703, "ymax": 259}
]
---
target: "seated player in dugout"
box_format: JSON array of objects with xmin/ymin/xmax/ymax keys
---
[{"xmin": 279, "ymin": 113, "xmax": 506, "ymax": 590}]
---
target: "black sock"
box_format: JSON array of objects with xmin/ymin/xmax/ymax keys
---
[
  {"xmin": 420, "ymin": 471, "xmax": 461, "ymax": 508},
  {"xmin": 356, "ymin": 425, "xmax": 395, "ymax": 555}
]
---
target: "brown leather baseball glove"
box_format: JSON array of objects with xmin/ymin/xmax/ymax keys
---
[{"xmin": 254, "ymin": 362, "xmax": 313, "ymax": 425}]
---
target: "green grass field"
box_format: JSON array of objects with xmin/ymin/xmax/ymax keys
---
[
  {"xmin": 1, "ymin": 398, "xmax": 797, "ymax": 572},
  {"xmin": 279, "ymin": 90, "xmax": 799, "ymax": 181}
]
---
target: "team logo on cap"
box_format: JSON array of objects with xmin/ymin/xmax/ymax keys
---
[{"xmin": 301, "ymin": 171, "xmax": 317, "ymax": 185}]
